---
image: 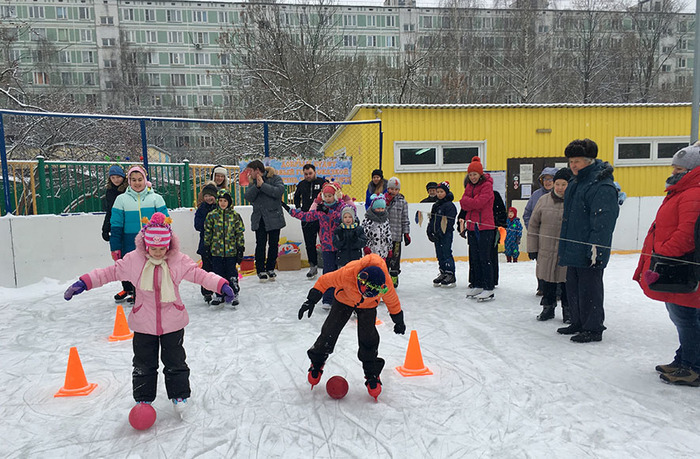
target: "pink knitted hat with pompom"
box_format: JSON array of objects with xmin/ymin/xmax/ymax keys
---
[{"xmin": 142, "ymin": 212, "xmax": 172, "ymax": 248}]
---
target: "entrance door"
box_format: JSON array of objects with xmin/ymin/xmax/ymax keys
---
[{"xmin": 506, "ymin": 157, "xmax": 568, "ymax": 208}]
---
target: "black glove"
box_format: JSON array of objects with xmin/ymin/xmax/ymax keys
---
[
  {"xmin": 390, "ymin": 311, "xmax": 406, "ymax": 335},
  {"xmin": 427, "ymin": 232, "xmax": 436, "ymax": 243},
  {"xmin": 236, "ymin": 246, "xmax": 244, "ymax": 264},
  {"xmin": 317, "ymin": 204, "xmax": 329, "ymax": 214},
  {"xmin": 102, "ymin": 231, "xmax": 110, "ymax": 242},
  {"xmin": 281, "ymin": 201, "xmax": 290, "ymax": 212},
  {"xmin": 403, "ymin": 234, "xmax": 411, "ymax": 246},
  {"xmin": 529, "ymin": 252, "xmax": 538, "ymax": 261},
  {"xmin": 299, "ymin": 288, "xmax": 323, "ymax": 320}
]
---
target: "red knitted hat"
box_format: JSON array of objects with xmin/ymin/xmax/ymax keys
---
[{"xmin": 467, "ymin": 157, "xmax": 483, "ymax": 176}]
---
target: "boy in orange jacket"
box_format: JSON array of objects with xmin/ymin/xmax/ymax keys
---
[{"xmin": 298, "ymin": 253, "xmax": 406, "ymax": 400}]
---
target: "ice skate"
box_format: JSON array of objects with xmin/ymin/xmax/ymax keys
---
[
  {"xmin": 365, "ymin": 375, "xmax": 382, "ymax": 401},
  {"xmin": 440, "ymin": 272, "xmax": 456, "ymax": 288},
  {"xmin": 306, "ymin": 265, "xmax": 318, "ymax": 279},
  {"xmin": 307, "ymin": 363, "xmax": 324, "ymax": 389},
  {"xmin": 203, "ymin": 293, "xmax": 212, "ymax": 304},
  {"xmin": 267, "ymin": 270, "xmax": 277, "ymax": 281},
  {"xmin": 475, "ymin": 290, "xmax": 494, "ymax": 302},
  {"xmin": 114, "ymin": 290, "xmax": 129, "ymax": 303},
  {"xmin": 433, "ymin": 271, "xmax": 446, "ymax": 287},
  {"xmin": 465, "ymin": 287, "xmax": 483, "ymax": 298},
  {"xmin": 257, "ymin": 272, "xmax": 269, "ymax": 282},
  {"xmin": 321, "ymin": 302, "xmax": 332, "ymax": 311}
]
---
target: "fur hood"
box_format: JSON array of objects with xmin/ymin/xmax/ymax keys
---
[{"xmin": 265, "ymin": 166, "xmax": 277, "ymax": 178}]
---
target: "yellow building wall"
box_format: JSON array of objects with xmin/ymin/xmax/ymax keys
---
[{"xmin": 333, "ymin": 105, "xmax": 689, "ymax": 203}]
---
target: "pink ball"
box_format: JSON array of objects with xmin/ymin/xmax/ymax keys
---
[
  {"xmin": 326, "ymin": 376, "xmax": 349, "ymax": 399},
  {"xmin": 129, "ymin": 403, "xmax": 157, "ymax": 430}
]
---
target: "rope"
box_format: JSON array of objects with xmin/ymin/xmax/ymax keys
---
[{"xmin": 413, "ymin": 209, "xmax": 700, "ymax": 268}]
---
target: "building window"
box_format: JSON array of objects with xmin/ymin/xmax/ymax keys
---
[
  {"xmin": 100, "ymin": 16, "xmax": 114, "ymax": 25},
  {"xmin": 198, "ymin": 94, "xmax": 213, "ymax": 106},
  {"xmin": 343, "ymin": 15, "xmax": 357, "ymax": 27},
  {"xmin": 151, "ymin": 95, "xmax": 162, "ymax": 106},
  {"xmin": 82, "ymin": 51, "xmax": 95, "ymax": 63},
  {"xmin": 169, "ymin": 53, "xmax": 186, "ymax": 64},
  {"xmin": 196, "ymin": 74, "xmax": 212, "ymax": 86},
  {"xmin": 102, "ymin": 38, "xmax": 116, "ymax": 47},
  {"xmin": 122, "ymin": 30, "xmax": 138, "ymax": 43},
  {"xmin": 174, "ymin": 94, "xmax": 187, "ymax": 106},
  {"xmin": 192, "ymin": 32, "xmax": 208, "ymax": 44},
  {"xmin": 193, "ymin": 11, "xmax": 207, "ymax": 22},
  {"xmin": 218, "ymin": 11, "xmax": 228, "ymax": 23},
  {"xmin": 148, "ymin": 73, "xmax": 160, "ymax": 86},
  {"xmin": 31, "ymin": 28, "xmax": 47, "ymax": 41},
  {"xmin": 145, "ymin": 9, "xmax": 156, "ymax": 22},
  {"xmin": 122, "ymin": 8, "xmax": 135, "ymax": 21},
  {"xmin": 168, "ymin": 31, "xmax": 184, "ymax": 43},
  {"xmin": 59, "ymin": 51, "xmax": 71, "ymax": 63},
  {"xmin": 80, "ymin": 29, "xmax": 93, "ymax": 42},
  {"xmin": 103, "ymin": 59, "xmax": 117, "ymax": 68},
  {"xmin": 193, "ymin": 53, "xmax": 210, "ymax": 65},
  {"xmin": 84, "ymin": 72, "xmax": 96, "ymax": 86},
  {"xmin": 0, "ymin": 5, "xmax": 17, "ymax": 18},
  {"xmin": 386, "ymin": 15, "xmax": 396, "ymax": 28},
  {"xmin": 146, "ymin": 30, "xmax": 157, "ymax": 43},
  {"xmin": 29, "ymin": 6, "xmax": 45, "ymax": 19},
  {"xmin": 58, "ymin": 28, "xmax": 69, "ymax": 42},
  {"xmin": 171, "ymin": 74, "xmax": 186, "ymax": 86},
  {"xmin": 167, "ymin": 10, "xmax": 182, "ymax": 23},
  {"xmin": 147, "ymin": 52, "xmax": 159, "ymax": 65},
  {"xmin": 614, "ymin": 136, "xmax": 689, "ymax": 166},
  {"xmin": 79, "ymin": 7, "xmax": 91, "ymax": 20},
  {"xmin": 677, "ymin": 57, "xmax": 687, "ymax": 68},
  {"xmin": 61, "ymin": 72, "xmax": 73, "ymax": 85},
  {"xmin": 56, "ymin": 7, "xmax": 68, "ymax": 20},
  {"xmin": 394, "ymin": 141, "xmax": 484, "ymax": 172},
  {"xmin": 33, "ymin": 72, "xmax": 49, "ymax": 85},
  {"xmin": 367, "ymin": 35, "xmax": 378, "ymax": 47},
  {"xmin": 661, "ymin": 64, "xmax": 671, "ymax": 72},
  {"xmin": 343, "ymin": 35, "xmax": 357, "ymax": 47}
]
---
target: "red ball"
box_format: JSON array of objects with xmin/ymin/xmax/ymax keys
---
[
  {"xmin": 129, "ymin": 403, "xmax": 157, "ymax": 430},
  {"xmin": 326, "ymin": 375, "xmax": 349, "ymax": 399}
]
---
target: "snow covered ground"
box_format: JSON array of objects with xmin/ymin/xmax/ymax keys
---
[{"xmin": 1, "ymin": 254, "xmax": 698, "ymax": 458}]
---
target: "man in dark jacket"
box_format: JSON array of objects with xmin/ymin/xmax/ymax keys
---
[
  {"xmin": 244, "ymin": 160, "xmax": 287, "ymax": 281},
  {"xmin": 557, "ymin": 139, "xmax": 619, "ymax": 343},
  {"xmin": 293, "ymin": 164, "xmax": 327, "ymax": 279}
]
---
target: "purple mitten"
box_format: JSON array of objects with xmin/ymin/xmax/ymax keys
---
[
  {"xmin": 64, "ymin": 280, "xmax": 87, "ymax": 301},
  {"xmin": 643, "ymin": 270, "xmax": 660, "ymax": 285},
  {"xmin": 221, "ymin": 284, "xmax": 235, "ymax": 303}
]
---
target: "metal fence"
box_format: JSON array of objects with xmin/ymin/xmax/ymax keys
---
[{"xmin": 0, "ymin": 109, "xmax": 382, "ymax": 216}]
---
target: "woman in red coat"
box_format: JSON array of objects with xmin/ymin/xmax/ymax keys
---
[
  {"xmin": 459, "ymin": 157, "xmax": 496, "ymax": 302},
  {"xmin": 634, "ymin": 145, "xmax": 700, "ymax": 386}
]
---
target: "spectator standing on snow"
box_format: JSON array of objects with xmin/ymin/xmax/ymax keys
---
[
  {"xmin": 293, "ymin": 164, "xmax": 327, "ymax": 279},
  {"xmin": 102, "ymin": 164, "xmax": 129, "ymax": 302},
  {"xmin": 421, "ymin": 182, "xmax": 439, "ymax": 203},
  {"xmin": 333, "ymin": 205, "xmax": 367, "ymax": 267},
  {"xmin": 427, "ymin": 181, "xmax": 457, "ymax": 288},
  {"xmin": 634, "ymin": 145, "xmax": 700, "ymax": 386},
  {"xmin": 557, "ymin": 139, "xmax": 619, "ymax": 343},
  {"xmin": 528, "ymin": 168, "xmax": 572, "ymax": 322},
  {"xmin": 364, "ymin": 169, "xmax": 387, "ymax": 210},
  {"xmin": 384, "ymin": 177, "xmax": 411, "ymax": 288},
  {"xmin": 193, "ymin": 182, "xmax": 219, "ymax": 304}
]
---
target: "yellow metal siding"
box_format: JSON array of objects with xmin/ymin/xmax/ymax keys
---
[{"xmin": 340, "ymin": 105, "xmax": 689, "ymax": 203}]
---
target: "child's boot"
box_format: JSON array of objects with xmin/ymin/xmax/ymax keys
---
[
  {"xmin": 365, "ymin": 375, "xmax": 382, "ymax": 401},
  {"xmin": 171, "ymin": 398, "xmax": 188, "ymax": 419},
  {"xmin": 229, "ymin": 277, "xmax": 240, "ymax": 306}
]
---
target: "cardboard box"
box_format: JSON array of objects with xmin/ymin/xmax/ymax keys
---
[{"xmin": 277, "ymin": 252, "xmax": 301, "ymax": 271}]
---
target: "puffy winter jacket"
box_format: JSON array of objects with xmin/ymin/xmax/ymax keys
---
[
  {"xmin": 110, "ymin": 186, "xmax": 169, "ymax": 254},
  {"xmin": 634, "ymin": 166, "xmax": 700, "ymax": 308},
  {"xmin": 101, "ymin": 183, "xmax": 126, "ymax": 241},
  {"xmin": 289, "ymin": 200, "xmax": 344, "ymax": 251},
  {"xmin": 244, "ymin": 167, "xmax": 286, "ymax": 232},
  {"xmin": 385, "ymin": 193, "xmax": 410, "ymax": 242},
  {"xmin": 333, "ymin": 223, "xmax": 367, "ymax": 266},
  {"xmin": 312, "ymin": 253, "xmax": 401, "ymax": 314},
  {"xmin": 81, "ymin": 232, "xmax": 227, "ymax": 335},
  {"xmin": 204, "ymin": 207, "xmax": 245, "ymax": 257},
  {"xmin": 523, "ymin": 166, "xmax": 558, "ymax": 229},
  {"xmin": 558, "ymin": 160, "xmax": 619, "ymax": 269},
  {"xmin": 194, "ymin": 201, "xmax": 217, "ymax": 256},
  {"xmin": 459, "ymin": 173, "xmax": 495, "ymax": 232},
  {"xmin": 427, "ymin": 191, "xmax": 457, "ymax": 241},
  {"xmin": 527, "ymin": 192, "xmax": 567, "ymax": 283}
]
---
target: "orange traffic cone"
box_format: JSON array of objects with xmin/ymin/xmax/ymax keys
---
[
  {"xmin": 54, "ymin": 347, "xmax": 98, "ymax": 397},
  {"xmin": 109, "ymin": 305, "xmax": 133, "ymax": 342},
  {"xmin": 395, "ymin": 330, "xmax": 433, "ymax": 377}
]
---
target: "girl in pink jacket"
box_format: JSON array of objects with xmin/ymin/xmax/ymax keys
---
[{"xmin": 64, "ymin": 213, "xmax": 234, "ymax": 412}]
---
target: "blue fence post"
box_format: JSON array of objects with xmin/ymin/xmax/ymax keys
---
[
  {"xmin": 0, "ymin": 114, "xmax": 12, "ymax": 216},
  {"xmin": 140, "ymin": 119, "xmax": 149, "ymax": 173},
  {"xmin": 263, "ymin": 122, "xmax": 269, "ymax": 158}
]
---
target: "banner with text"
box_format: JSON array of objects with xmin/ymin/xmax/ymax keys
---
[{"xmin": 240, "ymin": 159, "xmax": 352, "ymax": 185}]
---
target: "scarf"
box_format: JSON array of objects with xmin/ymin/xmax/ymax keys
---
[
  {"xmin": 364, "ymin": 208, "xmax": 388, "ymax": 223},
  {"xmin": 140, "ymin": 256, "xmax": 177, "ymax": 303},
  {"xmin": 665, "ymin": 171, "xmax": 687, "ymax": 189},
  {"xmin": 340, "ymin": 221, "xmax": 359, "ymax": 229}
]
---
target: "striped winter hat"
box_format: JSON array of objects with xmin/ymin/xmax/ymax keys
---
[{"xmin": 142, "ymin": 212, "xmax": 173, "ymax": 248}]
